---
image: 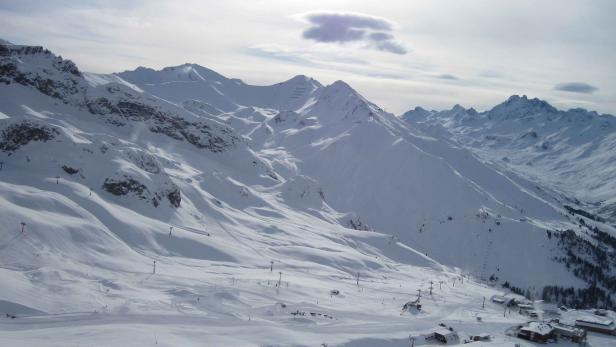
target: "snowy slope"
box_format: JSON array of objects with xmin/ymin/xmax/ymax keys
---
[
  {"xmin": 0, "ymin": 39, "xmax": 453, "ymax": 347},
  {"xmin": 1, "ymin": 40, "xmax": 615, "ymax": 346},
  {"xmin": 125, "ymin": 66, "xmax": 607, "ymax": 291}
]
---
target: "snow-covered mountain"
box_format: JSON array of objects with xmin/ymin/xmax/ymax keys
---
[
  {"xmin": 1, "ymin": 40, "xmax": 615, "ymax": 346},
  {"xmin": 118, "ymin": 61, "xmax": 616, "ymax": 294},
  {"xmin": 116, "ymin": 65, "xmax": 323, "ymax": 113},
  {"xmin": 403, "ymin": 96, "xmax": 616, "ymax": 221}
]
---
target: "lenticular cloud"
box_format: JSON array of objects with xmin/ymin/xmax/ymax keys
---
[{"xmin": 298, "ymin": 11, "xmax": 408, "ymax": 55}]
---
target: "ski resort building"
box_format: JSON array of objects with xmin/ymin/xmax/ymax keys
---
[
  {"xmin": 513, "ymin": 321, "xmax": 587, "ymax": 344},
  {"xmin": 431, "ymin": 327, "xmax": 459, "ymax": 344},
  {"xmin": 551, "ymin": 322, "xmax": 586, "ymax": 343},
  {"xmin": 490, "ymin": 295, "xmax": 514, "ymax": 306},
  {"xmin": 517, "ymin": 303, "xmax": 534, "ymax": 311},
  {"xmin": 517, "ymin": 322, "xmax": 555, "ymax": 343},
  {"xmin": 574, "ymin": 318, "xmax": 616, "ymax": 335}
]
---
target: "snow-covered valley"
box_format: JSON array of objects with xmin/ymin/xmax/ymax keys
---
[{"xmin": 1, "ymin": 40, "xmax": 615, "ymax": 346}]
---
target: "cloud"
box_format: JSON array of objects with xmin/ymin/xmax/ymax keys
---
[
  {"xmin": 297, "ymin": 12, "xmax": 408, "ymax": 55},
  {"xmin": 246, "ymin": 43, "xmax": 370, "ymax": 66},
  {"xmin": 436, "ymin": 74, "xmax": 459, "ymax": 80},
  {"xmin": 554, "ymin": 82, "xmax": 598, "ymax": 94},
  {"xmin": 245, "ymin": 43, "xmax": 408, "ymax": 80},
  {"xmin": 245, "ymin": 44, "xmax": 314, "ymax": 65}
]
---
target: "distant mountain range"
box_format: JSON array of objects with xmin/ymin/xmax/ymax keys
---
[{"xmin": 403, "ymin": 94, "xmax": 616, "ymax": 219}]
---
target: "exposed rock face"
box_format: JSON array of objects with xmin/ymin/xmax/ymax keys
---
[
  {"xmin": 61, "ymin": 165, "xmax": 79, "ymax": 175},
  {"xmin": 103, "ymin": 177, "xmax": 149, "ymax": 199},
  {"xmin": 0, "ymin": 121, "xmax": 59, "ymax": 153},
  {"xmin": 2, "ymin": 43, "xmax": 241, "ymax": 155},
  {"xmin": 102, "ymin": 176, "xmax": 181, "ymax": 208},
  {"xmin": 346, "ymin": 217, "xmax": 371, "ymax": 231},
  {"xmin": 0, "ymin": 43, "xmax": 280, "ymax": 215},
  {"xmin": 123, "ymin": 149, "xmax": 161, "ymax": 174},
  {"xmin": 87, "ymin": 97, "xmax": 237, "ymax": 152},
  {"xmin": 166, "ymin": 188, "xmax": 181, "ymax": 208},
  {"xmin": 0, "ymin": 44, "xmax": 84, "ymax": 102}
]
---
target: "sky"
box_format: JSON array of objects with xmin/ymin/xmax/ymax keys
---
[{"xmin": 1, "ymin": 0, "xmax": 615, "ymax": 115}]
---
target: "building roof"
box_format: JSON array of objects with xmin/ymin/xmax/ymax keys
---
[
  {"xmin": 552, "ymin": 323, "xmax": 585, "ymax": 336},
  {"xmin": 433, "ymin": 327, "xmax": 458, "ymax": 338},
  {"xmin": 575, "ymin": 318, "xmax": 615, "ymax": 329},
  {"xmin": 491, "ymin": 295, "xmax": 513, "ymax": 303},
  {"xmin": 521, "ymin": 322, "xmax": 554, "ymax": 335}
]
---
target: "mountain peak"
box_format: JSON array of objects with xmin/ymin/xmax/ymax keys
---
[
  {"xmin": 117, "ymin": 63, "xmax": 228, "ymax": 84},
  {"xmin": 489, "ymin": 94, "xmax": 557, "ymax": 119},
  {"xmin": 504, "ymin": 94, "xmax": 554, "ymax": 109},
  {"xmin": 506, "ymin": 94, "xmax": 525, "ymax": 102},
  {"xmin": 164, "ymin": 63, "xmax": 227, "ymax": 81},
  {"xmin": 319, "ymin": 80, "xmax": 363, "ymax": 102},
  {"xmin": 330, "ymin": 79, "xmax": 352, "ymax": 88},
  {"xmin": 402, "ymin": 106, "xmax": 433, "ymax": 121},
  {"xmin": 281, "ymin": 74, "xmax": 323, "ymax": 88},
  {"xmin": 451, "ymin": 104, "xmax": 467, "ymax": 112},
  {"xmin": 307, "ymin": 79, "xmax": 389, "ymax": 122},
  {"xmin": 326, "ymin": 80, "xmax": 358, "ymax": 95},
  {"xmin": 287, "ymin": 74, "xmax": 310, "ymax": 82}
]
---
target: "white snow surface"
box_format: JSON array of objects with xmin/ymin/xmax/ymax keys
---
[{"xmin": 0, "ymin": 41, "xmax": 614, "ymax": 346}]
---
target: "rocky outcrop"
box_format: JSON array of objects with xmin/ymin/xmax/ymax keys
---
[
  {"xmin": 0, "ymin": 44, "xmax": 84, "ymax": 102},
  {"xmin": 102, "ymin": 175, "xmax": 181, "ymax": 208},
  {"xmin": 0, "ymin": 121, "xmax": 59, "ymax": 153},
  {"xmin": 87, "ymin": 97, "xmax": 238, "ymax": 153}
]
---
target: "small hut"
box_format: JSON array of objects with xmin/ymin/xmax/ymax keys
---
[
  {"xmin": 470, "ymin": 333, "xmax": 490, "ymax": 342},
  {"xmin": 432, "ymin": 327, "xmax": 459, "ymax": 344},
  {"xmin": 491, "ymin": 295, "xmax": 514, "ymax": 306}
]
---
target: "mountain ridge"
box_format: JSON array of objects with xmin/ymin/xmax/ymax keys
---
[{"xmin": 403, "ymin": 92, "xmax": 616, "ymax": 210}]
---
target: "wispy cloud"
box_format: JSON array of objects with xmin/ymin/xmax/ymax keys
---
[
  {"xmin": 245, "ymin": 43, "xmax": 371, "ymax": 66},
  {"xmin": 244, "ymin": 44, "xmax": 314, "ymax": 65},
  {"xmin": 296, "ymin": 11, "xmax": 408, "ymax": 55},
  {"xmin": 245, "ymin": 43, "xmax": 408, "ymax": 80},
  {"xmin": 554, "ymin": 82, "xmax": 598, "ymax": 94},
  {"xmin": 435, "ymin": 74, "xmax": 459, "ymax": 80}
]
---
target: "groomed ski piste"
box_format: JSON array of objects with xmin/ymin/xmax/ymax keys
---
[{"xmin": 1, "ymin": 39, "xmax": 615, "ymax": 346}]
